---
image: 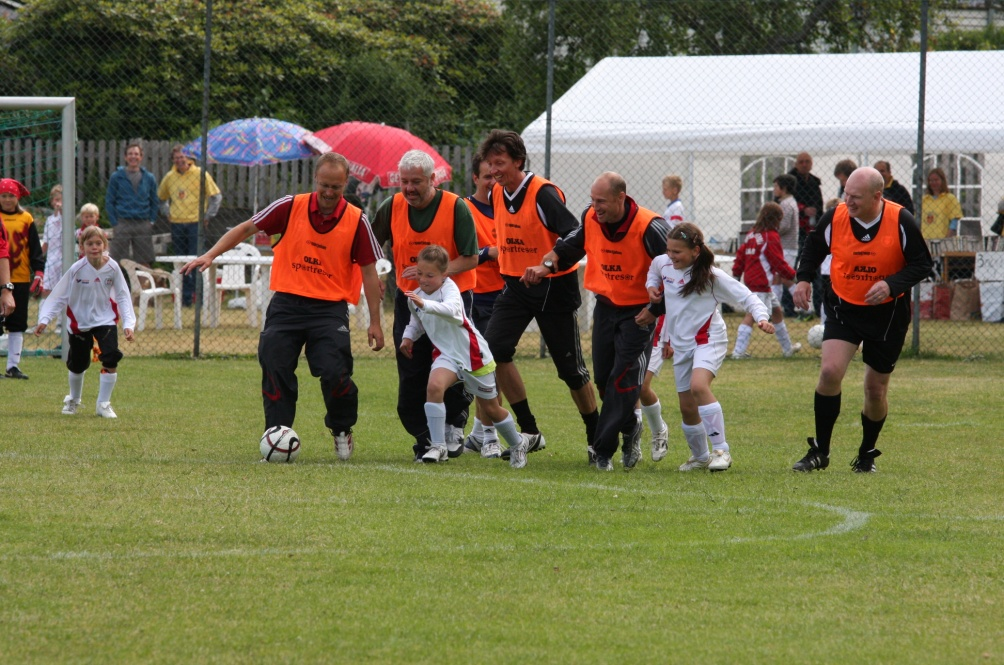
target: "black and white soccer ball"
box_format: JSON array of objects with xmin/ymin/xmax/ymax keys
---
[{"xmin": 260, "ymin": 425, "xmax": 301, "ymax": 463}]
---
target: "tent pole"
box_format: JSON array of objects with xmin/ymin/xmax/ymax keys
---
[{"xmin": 911, "ymin": 0, "xmax": 929, "ymax": 354}]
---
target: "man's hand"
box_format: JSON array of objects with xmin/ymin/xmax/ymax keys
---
[
  {"xmin": 29, "ymin": 271, "xmax": 43, "ymax": 296},
  {"xmin": 635, "ymin": 308, "xmax": 656, "ymax": 327},
  {"xmin": 864, "ymin": 280, "xmax": 891, "ymax": 306},
  {"xmin": 181, "ymin": 255, "xmax": 213, "ymax": 275},
  {"xmin": 792, "ymin": 281, "xmax": 812, "ymax": 311},
  {"xmin": 520, "ymin": 264, "xmax": 549, "ymax": 287},
  {"xmin": 368, "ymin": 323, "xmax": 384, "ymax": 352}
]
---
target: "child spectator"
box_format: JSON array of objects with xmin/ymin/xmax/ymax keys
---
[
  {"xmin": 42, "ymin": 185, "xmax": 63, "ymax": 296},
  {"xmin": 662, "ymin": 174, "xmax": 685, "ymax": 229},
  {"xmin": 731, "ymin": 202, "xmax": 801, "ymax": 358},
  {"xmin": 76, "ymin": 203, "xmax": 101, "ymax": 240},
  {"xmin": 647, "ymin": 223, "xmax": 774, "ymax": 472},
  {"xmin": 0, "ymin": 178, "xmax": 44, "ymax": 379},
  {"xmin": 34, "ymin": 226, "xmax": 135, "ymax": 418},
  {"xmin": 399, "ymin": 244, "xmax": 539, "ymax": 468}
]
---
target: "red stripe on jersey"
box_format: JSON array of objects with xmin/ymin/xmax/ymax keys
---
[
  {"xmin": 67, "ymin": 307, "xmax": 80, "ymax": 335},
  {"xmin": 694, "ymin": 313, "xmax": 713, "ymax": 346},
  {"xmin": 462, "ymin": 318, "xmax": 485, "ymax": 372}
]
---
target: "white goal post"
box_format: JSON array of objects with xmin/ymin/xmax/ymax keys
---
[{"xmin": 0, "ymin": 96, "xmax": 76, "ymax": 277}]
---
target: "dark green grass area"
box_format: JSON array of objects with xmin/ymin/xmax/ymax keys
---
[{"xmin": 1, "ymin": 355, "xmax": 1001, "ymax": 663}]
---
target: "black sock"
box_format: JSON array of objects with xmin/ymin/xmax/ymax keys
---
[
  {"xmin": 860, "ymin": 413, "xmax": 886, "ymax": 457},
  {"xmin": 814, "ymin": 391, "xmax": 841, "ymax": 457},
  {"xmin": 510, "ymin": 399, "xmax": 538, "ymax": 434},
  {"xmin": 581, "ymin": 409, "xmax": 599, "ymax": 446}
]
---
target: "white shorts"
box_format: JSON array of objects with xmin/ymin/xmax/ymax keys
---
[
  {"xmin": 431, "ymin": 355, "xmax": 497, "ymax": 400},
  {"xmin": 647, "ymin": 341, "xmax": 666, "ymax": 376},
  {"xmin": 753, "ymin": 291, "xmax": 781, "ymax": 312},
  {"xmin": 672, "ymin": 341, "xmax": 727, "ymax": 393}
]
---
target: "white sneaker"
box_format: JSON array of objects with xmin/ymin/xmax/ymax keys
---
[
  {"xmin": 783, "ymin": 342, "xmax": 803, "ymax": 358},
  {"xmin": 62, "ymin": 395, "xmax": 80, "ymax": 415},
  {"xmin": 730, "ymin": 352, "xmax": 751, "ymax": 360},
  {"xmin": 650, "ymin": 424, "xmax": 669, "ymax": 462},
  {"xmin": 422, "ymin": 445, "xmax": 448, "ymax": 463},
  {"xmin": 334, "ymin": 431, "xmax": 354, "ymax": 460},
  {"xmin": 95, "ymin": 402, "xmax": 117, "ymax": 419},
  {"xmin": 510, "ymin": 433, "xmax": 535, "ymax": 469},
  {"xmin": 481, "ymin": 439, "xmax": 502, "ymax": 459},
  {"xmin": 678, "ymin": 455, "xmax": 710, "ymax": 471},
  {"xmin": 463, "ymin": 434, "xmax": 483, "ymax": 453},
  {"xmin": 708, "ymin": 449, "xmax": 733, "ymax": 471}
]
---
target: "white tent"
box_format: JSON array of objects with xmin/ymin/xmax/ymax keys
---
[{"xmin": 522, "ymin": 51, "xmax": 1004, "ymax": 241}]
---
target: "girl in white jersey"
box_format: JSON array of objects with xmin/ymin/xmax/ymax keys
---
[
  {"xmin": 399, "ymin": 245, "xmax": 539, "ymax": 469},
  {"xmin": 646, "ymin": 223, "xmax": 774, "ymax": 472},
  {"xmin": 34, "ymin": 227, "xmax": 135, "ymax": 418}
]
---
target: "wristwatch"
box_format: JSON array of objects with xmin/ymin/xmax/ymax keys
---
[
  {"xmin": 543, "ymin": 259, "xmax": 556, "ymax": 273},
  {"xmin": 1, "ymin": 283, "xmax": 14, "ymax": 292}
]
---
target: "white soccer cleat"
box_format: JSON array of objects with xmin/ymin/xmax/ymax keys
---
[
  {"xmin": 783, "ymin": 342, "xmax": 803, "ymax": 358},
  {"xmin": 446, "ymin": 426, "xmax": 465, "ymax": 458},
  {"xmin": 334, "ymin": 431, "xmax": 354, "ymax": 461},
  {"xmin": 62, "ymin": 396, "xmax": 80, "ymax": 416},
  {"xmin": 678, "ymin": 455, "xmax": 710, "ymax": 471},
  {"xmin": 95, "ymin": 402, "xmax": 117, "ymax": 419},
  {"xmin": 422, "ymin": 445, "xmax": 448, "ymax": 463},
  {"xmin": 650, "ymin": 424, "xmax": 669, "ymax": 462},
  {"xmin": 481, "ymin": 439, "xmax": 502, "ymax": 459},
  {"xmin": 510, "ymin": 433, "xmax": 535, "ymax": 469},
  {"xmin": 708, "ymin": 449, "xmax": 733, "ymax": 471}
]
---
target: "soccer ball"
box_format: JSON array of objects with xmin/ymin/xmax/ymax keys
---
[
  {"xmin": 260, "ymin": 425, "xmax": 301, "ymax": 463},
  {"xmin": 807, "ymin": 324, "xmax": 825, "ymax": 350}
]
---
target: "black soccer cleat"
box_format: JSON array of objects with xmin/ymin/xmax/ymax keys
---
[
  {"xmin": 850, "ymin": 448, "xmax": 881, "ymax": 473},
  {"xmin": 792, "ymin": 437, "xmax": 829, "ymax": 472},
  {"xmin": 4, "ymin": 366, "xmax": 28, "ymax": 380}
]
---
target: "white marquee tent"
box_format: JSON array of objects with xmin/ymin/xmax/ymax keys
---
[{"xmin": 522, "ymin": 51, "xmax": 1004, "ymax": 242}]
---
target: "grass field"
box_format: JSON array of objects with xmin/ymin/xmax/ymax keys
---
[{"xmin": 2, "ymin": 354, "xmax": 1002, "ymax": 663}]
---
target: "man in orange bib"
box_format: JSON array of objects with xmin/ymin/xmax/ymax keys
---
[
  {"xmin": 524, "ymin": 172, "xmax": 669, "ymax": 470},
  {"xmin": 372, "ymin": 150, "xmax": 478, "ymax": 461},
  {"xmin": 791, "ymin": 167, "xmax": 932, "ymax": 473},
  {"xmin": 183, "ymin": 153, "xmax": 386, "ymax": 461}
]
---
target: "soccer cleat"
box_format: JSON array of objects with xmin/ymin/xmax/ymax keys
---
[
  {"xmin": 851, "ymin": 449, "xmax": 881, "ymax": 473},
  {"xmin": 422, "ymin": 445, "xmax": 449, "ymax": 463},
  {"xmin": 587, "ymin": 445, "xmax": 598, "ymax": 466},
  {"xmin": 500, "ymin": 431, "xmax": 545, "ymax": 460},
  {"xmin": 730, "ymin": 352, "xmax": 751, "ymax": 360},
  {"xmin": 678, "ymin": 455, "xmax": 710, "ymax": 471},
  {"xmin": 510, "ymin": 433, "xmax": 536, "ymax": 469},
  {"xmin": 621, "ymin": 419, "xmax": 643, "ymax": 469},
  {"xmin": 61, "ymin": 396, "xmax": 80, "ymax": 415},
  {"xmin": 463, "ymin": 434, "xmax": 483, "ymax": 454},
  {"xmin": 595, "ymin": 455, "xmax": 614, "ymax": 471},
  {"xmin": 5, "ymin": 366, "xmax": 28, "ymax": 380},
  {"xmin": 708, "ymin": 449, "xmax": 732, "ymax": 471},
  {"xmin": 334, "ymin": 431, "xmax": 354, "ymax": 461},
  {"xmin": 481, "ymin": 439, "xmax": 502, "ymax": 459},
  {"xmin": 650, "ymin": 424, "xmax": 669, "ymax": 462},
  {"xmin": 446, "ymin": 426, "xmax": 465, "ymax": 458},
  {"xmin": 95, "ymin": 402, "xmax": 117, "ymax": 419},
  {"xmin": 783, "ymin": 342, "xmax": 803, "ymax": 358},
  {"xmin": 792, "ymin": 438, "xmax": 829, "ymax": 472}
]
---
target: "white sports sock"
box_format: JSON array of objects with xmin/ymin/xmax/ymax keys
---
[
  {"xmin": 7, "ymin": 331, "xmax": 23, "ymax": 369},
  {"xmin": 771, "ymin": 284, "xmax": 784, "ymax": 304},
  {"xmin": 698, "ymin": 402, "xmax": 728, "ymax": 452},
  {"xmin": 641, "ymin": 401, "xmax": 664, "ymax": 434},
  {"xmin": 681, "ymin": 422, "xmax": 709, "ymax": 461},
  {"xmin": 424, "ymin": 401, "xmax": 447, "ymax": 446},
  {"xmin": 733, "ymin": 323, "xmax": 753, "ymax": 356},
  {"xmin": 493, "ymin": 414, "xmax": 520, "ymax": 448},
  {"xmin": 471, "ymin": 417, "xmax": 484, "ymax": 442},
  {"xmin": 68, "ymin": 371, "xmax": 85, "ymax": 402},
  {"xmin": 97, "ymin": 371, "xmax": 117, "ymax": 404},
  {"xmin": 775, "ymin": 321, "xmax": 793, "ymax": 354},
  {"xmin": 482, "ymin": 425, "xmax": 498, "ymax": 444}
]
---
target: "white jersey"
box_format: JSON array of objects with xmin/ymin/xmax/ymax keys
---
[
  {"xmin": 663, "ymin": 199, "xmax": 685, "ymax": 229},
  {"xmin": 403, "ymin": 277, "xmax": 493, "ymax": 373},
  {"xmin": 38, "ymin": 256, "xmax": 137, "ymax": 333},
  {"xmin": 647, "ymin": 256, "xmax": 768, "ymax": 353}
]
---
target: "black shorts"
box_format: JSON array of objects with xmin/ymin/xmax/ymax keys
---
[
  {"xmin": 823, "ymin": 294, "xmax": 911, "ymax": 374},
  {"xmin": 67, "ymin": 325, "xmax": 123, "ymax": 374}
]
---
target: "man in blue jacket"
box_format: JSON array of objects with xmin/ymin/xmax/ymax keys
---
[{"xmin": 106, "ymin": 143, "xmax": 159, "ymax": 266}]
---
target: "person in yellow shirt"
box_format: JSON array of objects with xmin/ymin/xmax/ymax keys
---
[
  {"xmin": 158, "ymin": 145, "xmax": 222, "ymax": 305},
  {"xmin": 920, "ymin": 167, "xmax": 962, "ymax": 240}
]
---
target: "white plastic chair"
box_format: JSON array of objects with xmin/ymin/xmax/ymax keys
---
[
  {"xmin": 120, "ymin": 258, "xmax": 182, "ymax": 331},
  {"xmin": 204, "ymin": 243, "xmax": 262, "ymax": 327}
]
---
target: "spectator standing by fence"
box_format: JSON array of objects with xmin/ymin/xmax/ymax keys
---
[
  {"xmin": 159, "ymin": 145, "xmax": 222, "ymax": 306},
  {"xmin": 106, "ymin": 143, "xmax": 158, "ymax": 267},
  {"xmin": 874, "ymin": 161, "xmax": 914, "ymax": 214}
]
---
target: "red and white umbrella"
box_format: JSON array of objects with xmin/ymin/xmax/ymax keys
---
[{"xmin": 312, "ymin": 121, "xmax": 452, "ymax": 187}]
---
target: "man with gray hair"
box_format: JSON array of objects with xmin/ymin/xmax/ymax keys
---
[
  {"xmin": 791, "ymin": 167, "xmax": 931, "ymax": 474},
  {"xmin": 372, "ymin": 149, "xmax": 478, "ymax": 461}
]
